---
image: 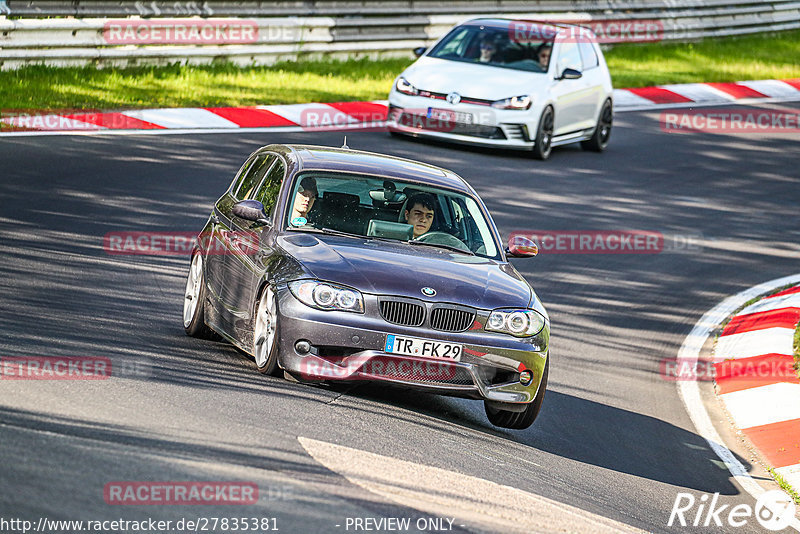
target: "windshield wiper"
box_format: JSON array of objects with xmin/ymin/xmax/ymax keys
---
[
  {"xmin": 320, "ymin": 227, "xmax": 371, "ymax": 239},
  {"xmin": 289, "ymin": 226, "xmax": 370, "ymax": 239},
  {"xmin": 408, "ymin": 240, "xmax": 475, "ymax": 256}
]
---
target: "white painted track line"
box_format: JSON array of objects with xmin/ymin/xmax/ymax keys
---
[
  {"xmin": 298, "ymin": 437, "xmax": 644, "ymax": 534},
  {"xmin": 677, "ymin": 272, "xmax": 800, "ymax": 532}
]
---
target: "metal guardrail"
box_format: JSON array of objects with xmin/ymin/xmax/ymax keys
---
[
  {"xmin": 1, "ymin": 1, "xmax": 799, "ymax": 68},
  {"xmin": 3, "ymin": 1, "xmax": 798, "ymax": 17}
]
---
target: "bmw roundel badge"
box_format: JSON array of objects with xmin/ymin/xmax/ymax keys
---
[{"xmin": 421, "ymin": 287, "xmax": 436, "ymax": 297}]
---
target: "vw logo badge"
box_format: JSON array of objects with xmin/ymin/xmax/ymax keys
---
[
  {"xmin": 446, "ymin": 92, "xmax": 461, "ymax": 105},
  {"xmin": 421, "ymin": 287, "xmax": 437, "ymax": 297}
]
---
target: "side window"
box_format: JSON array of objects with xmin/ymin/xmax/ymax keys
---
[
  {"xmin": 557, "ymin": 41, "xmax": 582, "ymax": 73},
  {"xmin": 235, "ymin": 154, "xmax": 275, "ymax": 200},
  {"xmin": 578, "ymin": 41, "xmax": 599, "ymax": 69},
  {"xmin": 254, "ymin": 158, "xmax": 285, "ymax": 216},
  {"xmin": 229, "ymin": 154, "xmax": 258, "ymax": 194}
]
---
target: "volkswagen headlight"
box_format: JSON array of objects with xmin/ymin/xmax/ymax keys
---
[
  {"xmin": 491, "ymin": 95, "xmax": 532, "ymax": 110},
  {"xmin": 289, "ymin": 280, "xmax": 364, "ymax": 313},
  {"xmin": 485, "ymin": 308, "xmax": 545, "ymax": 337},
  {"xmin": 395, "ymin": 77, "xmax": 419, "ymax": 96}
]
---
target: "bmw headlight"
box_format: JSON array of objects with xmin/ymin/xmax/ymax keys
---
[
  {"xmin": 485, "ymin": 308, "xmax": 545, "ymax": 337},
  {"xmin": 289, "ymin": 280, "xmax": 364, "ymax": 313},
  {"xmin": 491, "ymin": 95, "xmax": 532, "ymax": 110},
  {"xmin": 395, "ymin": 77, "xmax": 419, "ymax": 96}
]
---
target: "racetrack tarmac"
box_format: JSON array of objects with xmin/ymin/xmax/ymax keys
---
[{"xmin": 1, "ymin": 101, "xmax": 799, "ymax": 533}]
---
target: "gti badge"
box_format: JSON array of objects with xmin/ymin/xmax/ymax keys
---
[
  {"xmin": 446, "ymin": 92, "xmax": 461, "ymax": 105},
  {"xmin": 421, "ymin": 287, "xmax": 437, "ymax": 297}
]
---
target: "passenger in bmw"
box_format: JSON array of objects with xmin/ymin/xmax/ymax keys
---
[
  {"xmin": 290, "ymin": 176, "xmax": 318, "ymax": 225},
  {"xmin": 403, "ymin": 192, "xmax": 436, "ymax": 238}
]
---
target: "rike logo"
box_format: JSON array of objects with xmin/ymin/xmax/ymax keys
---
[{"xmin": 668, "ymin": 491, "xmax": 796, "ymax": 531}]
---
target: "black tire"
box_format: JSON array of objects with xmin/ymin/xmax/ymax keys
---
[
  {"xmin": 531, "ymin": 106, "xmax": 554, "ymax": 160},
  {"xmin": 484, "ymin": 357, "xmax": 549, "ymax": 430},
  {"xmin": 183, "ymin": 251, "xmax": 215, "ymax": 339},
  {"xmin": 253, "ymin": 285, "xmax": 280, "ymax": 375},
  {"xmin": 581, "ymin": 99, "xmax": 613, "ymax": 152}
]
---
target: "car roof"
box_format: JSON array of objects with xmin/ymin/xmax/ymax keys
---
[
  {"xmin": 269, "ymin": 144, "xmax": 473, "ymax": 193},
  {"xmin": 461, "ymin": 17, "xmax": 588, "ymax": 33}
]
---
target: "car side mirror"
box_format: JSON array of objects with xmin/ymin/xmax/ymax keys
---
[
  {"xmin": 413, "ymin": 46, "xmax": 427, "ymax": 57},
  {"xmin": 506, "ymin": 236, "xmax": 538, "ymax": 258},
  {"xmin": 232, "ymin": 200, "xmax": 271, "ymax": 226},
  {"xmin": 558, "ymin": 68, "xmax": 582, "ymax": 80}
]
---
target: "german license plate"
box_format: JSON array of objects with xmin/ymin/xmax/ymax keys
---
[
  {"xmin": 427, "ymin": 107, "xmax": 473, "ymax": 124},
  {"xmin": 384, "ymin": 334, "xmax": 462, "ymax": 361}
]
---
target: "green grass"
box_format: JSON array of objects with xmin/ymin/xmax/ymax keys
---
[
  {"xmin": 0, "ymin": 57, "xmax": 413, "ymax": 111},
  {"xmin": 794, "ymin": 318, "xmax": 800, "ymax": 380},
  {"xmin": 1, "ymin": 29, "xmax": 799, "ymax": 111},
  {"xmin": 768, "ymin": 467, "xmax": 800, "ymax": 505},
  {"xmin": 604, "ymin": 29, "xmax": 800, "ymax": 88}
]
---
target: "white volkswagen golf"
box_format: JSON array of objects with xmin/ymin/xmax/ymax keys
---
[{"xmin": 387, "ymin": 18, "xmax": 614, "ymax": 160}]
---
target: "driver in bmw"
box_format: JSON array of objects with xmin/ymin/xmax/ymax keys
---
[{"xmin": 404, "ymin": 192, "xmax": 436, "ymax": 238}]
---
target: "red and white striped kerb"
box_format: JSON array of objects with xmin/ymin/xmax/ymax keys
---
[
  {"xmin": 714, "ymin": 285, "xmax": 800, "ymax": 493},
  {"xmin": 1, "ymin": 79, "xmax": 799, "ymax": 133}
]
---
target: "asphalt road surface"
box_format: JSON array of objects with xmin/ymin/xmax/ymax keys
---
[{"xmin": 1, "ymin": 101, "xmax": 799, "ymax": 534}]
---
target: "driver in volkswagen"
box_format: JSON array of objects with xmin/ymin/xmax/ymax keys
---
[{"xmin": 404, "ymin": 192, "xmax": 436, "ymax": 238}]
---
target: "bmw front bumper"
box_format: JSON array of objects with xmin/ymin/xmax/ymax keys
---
[{"xmin": 275, "ymin": 288, "xmax": 549, "ymax": 405}]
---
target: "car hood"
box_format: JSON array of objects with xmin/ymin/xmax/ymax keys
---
[
  {"xmin": 402, "ymin": 56, "xmax": 547, "ymax": 100},
  {"xmin": 277, "ymin": 233, "xmax": 532, "ymax": 309}
]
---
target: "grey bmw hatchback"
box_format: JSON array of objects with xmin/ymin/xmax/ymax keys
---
[{"xmin": 183, "ymin": 144, "xmax": 549, "ymax": 429}]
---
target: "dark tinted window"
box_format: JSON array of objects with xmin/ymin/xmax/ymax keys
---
[
  {"xmin": 578, "ymin": 41, "xmax": 599, "ymax": 69},
  {"xmin": 254, "ymin": 158, "xmax": 285, "ymax": 216},
  {"xmin": 235, "ymin": 154, "xmax": 275, "ymax": 200}
]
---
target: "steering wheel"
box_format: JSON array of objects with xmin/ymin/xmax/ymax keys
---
[{"xmin": 415, "ymin": 231, "xmax": 470, "ymax": 252}]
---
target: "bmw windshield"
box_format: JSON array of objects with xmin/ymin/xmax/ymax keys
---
[{"xmin": 285, "ymin": 172, "xmax": 502, "ymax": 260}]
